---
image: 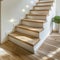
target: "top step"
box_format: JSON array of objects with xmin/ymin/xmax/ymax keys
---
[{"xmin": 37, "ymin": 0, "xmax": 53, "ymax": 4}]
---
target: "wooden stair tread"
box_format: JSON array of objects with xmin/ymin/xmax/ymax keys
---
[
  {"xmin": 30, "ymin": 9, "xmax": 49, "ymax": 11},
  {"xmin": 16, "ymin": 25, "xmax": 43, "ymax": 33},
  {"xmin": 38, "ymin": 1, "xmax": 53, "ymax": 3},
  {"xmin": 34, "ymin": 5, "xmax": 51, "ymax": 7},
  {"xmin": 37, "ymin": 2, "xmax": 53, "ymax": 5},
  {"xmin": 22, "ymin": 19, "xmax": 46, "ymax": 23},
  {"xmin": 9, "ymin": 32, "xmax": 39, "ymax": 46},
  {"xmin": 27, "ymin": 14, "xmax": 46, "ymax": 16},
  {"xmin": 36, "ymin": 4, "xmax": 52, "ymax": 6},
  {"xmin": 33, "ymin": 8, "xmax": 51, "ymax": 10}
]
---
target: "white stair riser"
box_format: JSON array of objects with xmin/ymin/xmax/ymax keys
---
[
  {"xmin": 16, "ymin": 28, "xmax": 39, "ymax": 37},
  {"xmin": 30, "ymin": 11, "xmax": 48, "ymax": 15},
  {"xmin": 21, "ymin": 21, "xmax": 43, "ymax": 28},
  {"xmin": 37, "ymin": 3, "xmax": 52, "ymax": 6},
  {"xmin": 26, "ymin": 16, "xmax": 46, "ymax": 20},
  {"xmin": 9, "ymin": 37, "xmax": 34, "ymax": 53},
  {"xmin": 34, "ymin": 6, "xmax": 50, "ymax": 10}
]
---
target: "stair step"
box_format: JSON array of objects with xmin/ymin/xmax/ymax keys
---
[
  {"xmin": 16, "ymin": 25, "xmax": 43, "ymax": 33},
  {"xmin": 34, "ymin": 5, "xmax": 51, "ymax": 7},
  {"xmin": 22, "ymin": 19, "xmax": 46, "ymax": 23},
  {"xmin": 31, "ymin": 9, "xmax": 49, "ymax": 11},
  {"xmin": 37, "ymin": 2, "xmax": 52, "ymax": 6},
  {"xmin": 9, "ymin": 32, "xmax": 39, "ymax": 46},
  {"xmin": 21, "ymin": 19, "xmax": 45, "ymax": 28},
  {"xmin": 8, "ymin": 32, "xmax": 39, "ymax": 53},
  {"xmin": 30, "ymin": 10, "xmax": 48, "ymax": 15},
  {"xmin": 15, "ymin": 25, "xmax": 43, "ymax": 37},
  {"xmin": 36, "ymin": 4, "xmax": 52, "ymax": 6},
  {"xmin": 34, "ymin": 6, "xmax": 51, "ymax": 10},
  {"xmin": 26, "ymin": 14, "xmax": 46, "ymax": 16},
  {"xmin": 38, "ymin": 1, "xmax": 53, "ymax": 4},
  {"xmin": 26, "ymin": 14, "xmax": 46, "ymax": 20}
]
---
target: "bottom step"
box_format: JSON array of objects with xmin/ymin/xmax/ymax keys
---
[{"xmin": 8, "ymin": 32, "xmax": 39, "ymax": 53}]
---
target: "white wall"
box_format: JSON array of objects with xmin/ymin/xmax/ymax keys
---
[
  {"xmin": 1, "ymin": 0, "xmax": 37, "ymax": 43},
  {"xmin": 56, "ymin": 0, "xmax": 60, "ymax": 16},
  {"xmin": 0, "ymin": 1, "xmax": 1, "ymax": 42},
  {"xmin": 53, "ymin": 0, "xmax": 60, "ymax": 31},
  {"xmin": 56, "ymin": 0, "xmax": 60, "ymax": 32}
]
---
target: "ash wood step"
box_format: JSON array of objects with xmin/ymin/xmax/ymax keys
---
[
  {"xmin": 15, "ymin": 25, "xmax": 43, "ymax": 37},
  {"xmin": 30, "ymin": 10, "xmax": 49, "ymax": 15},
  {"xmin": 30, "ymin": 9, "xmax": 49, "ymax": 11},
  {"xmin": 34, "ymin": 6, "xmax": 51, "ymax": 10},
  {"xmin": 22, "ymin": 19, "xmax": 46, "ymax": 23},
  {"xmin": 26, "ymin": 14, "xmax": 46, "ymax": 16},
  {"xmin": 37, "ymin": 1, "xmax": 53, "ymax": 4},
  {"xmin": 26, "ymin": 14, "xmax": 46, "ymax": 20},
  {"xmin": 16, "ymin": 25, "xmax": 43, "ymax": 33},
  {"xmin": 9, "ymin": 32, "xmax": 39, "ymax": 46},
  {"xmin": 37, "ymin": 2, "xmax": 53, "ymax": 6},
  {"xmin": 21, "ymin": 19, "xmax": 45, "ymax": 28},
  {"xmin": 34, "ymin": 5, "xmax": 51, "ymax": 7},
  {"xmin": 36, "ymin": 4, "xmax": 52, "ymax": 7}
]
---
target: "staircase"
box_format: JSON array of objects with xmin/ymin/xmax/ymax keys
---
[{"xmin": 8, "ymin": 0, "xmax": 55, "ymax": 53}]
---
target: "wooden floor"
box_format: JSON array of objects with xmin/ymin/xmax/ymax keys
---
[{"xmin": 0, "ymin": 32, "xmax": 60, "ymax": 60}]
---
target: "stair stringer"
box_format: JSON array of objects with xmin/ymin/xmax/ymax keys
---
[{"xmin": 34, "ymin": 0, "xmax": 56, "ymax": 53}]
